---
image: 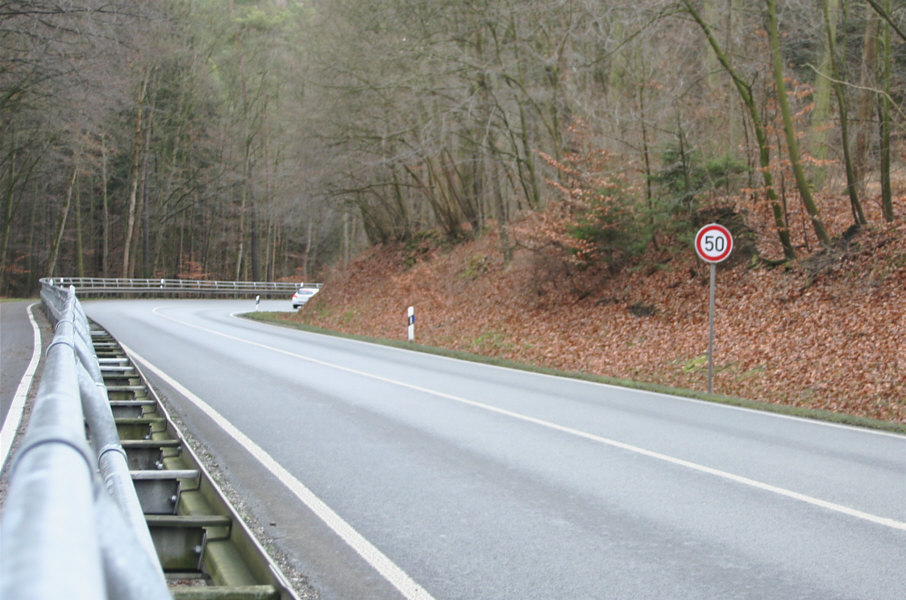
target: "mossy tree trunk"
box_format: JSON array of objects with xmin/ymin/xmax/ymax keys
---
[
  {"xmin": 682, "ymin": 0, "xmax": 796, "ymax": 260},
  {"xmin": 767, "ymin": 0, "xmax": 832, "ymax": 248}
]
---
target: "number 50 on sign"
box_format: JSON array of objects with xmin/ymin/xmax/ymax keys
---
[
  {"xmin": 695, "ymin": 223, "xmax": 733, "ymax": 263},
  {"xmin": 694, "ymin": 223, "xmax": 733, "ymax": 394}
]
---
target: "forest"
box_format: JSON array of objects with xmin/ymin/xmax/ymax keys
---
[{"xmin": 0, "ymin": 0, "xmax": 903, "ymax": 297}]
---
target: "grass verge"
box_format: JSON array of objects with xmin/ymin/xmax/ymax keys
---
[{"xmin": 242, "ymin": 311, "xmax": 906, "ymax": 435}]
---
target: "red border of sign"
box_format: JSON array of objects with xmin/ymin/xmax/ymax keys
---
[{"xmin": 695, "ymin": 223, "xmax": 733, "ymax": 263}]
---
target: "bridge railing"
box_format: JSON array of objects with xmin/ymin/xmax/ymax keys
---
[
  {"xmin": 0, "ymin": 283, "xmax": 171, "ymax": 600},
  {"xmin": 43, "ymin": 277, "xmax": 320, "ymax": 297}
]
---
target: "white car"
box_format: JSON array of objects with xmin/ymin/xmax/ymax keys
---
[{"xmin": 291, "ymin": 287, "xmax": 319, "ymax": 309}]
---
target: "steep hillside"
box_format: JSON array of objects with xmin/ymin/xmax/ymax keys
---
[{"xmin": 291, "ymin": 210, "xmax": 906, "ymax": 424}]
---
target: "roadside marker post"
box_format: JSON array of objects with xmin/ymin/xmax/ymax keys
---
[
  {"xmin": 694, "ymin": 223, "xmax": 733, "ymax": 394},
  {"xmin": 407, "ymin": 306, "xmax": 415, "ymax": 342}
]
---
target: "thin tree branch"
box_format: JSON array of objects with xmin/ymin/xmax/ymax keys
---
[
  {"xmin": 806, "ymin": 63, "xmax": 906, "ymax": 128},
  {"xmin": 864, "ymin": 0, "xmax": 906, "ymax": 43}
]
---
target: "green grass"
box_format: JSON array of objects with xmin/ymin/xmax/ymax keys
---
[
  {"xmin": 471, "ymin": 330, "xmax": 513, "ymax": 353},
  {"xmin": 241, "ymin": 311, "xmax": 906, "ymax": 435},
  {"xmin": 680, "ymin": 355, "xmax": 708, "ymax": 373}
]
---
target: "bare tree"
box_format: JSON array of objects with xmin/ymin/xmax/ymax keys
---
[
  {"xmin": 680, "ymin": 0, "xmax": 796, "ymax": 259},
  {"xmin": 766, "ymin": 0, "xmax": 831, "ymax": 248},
  {"xmin": 877, "ymin": 0, "xmax": 894, "ymax": 222},
  {"xmin": 820, "ymin": 0, "xmax": 867, "ymax": 227}
]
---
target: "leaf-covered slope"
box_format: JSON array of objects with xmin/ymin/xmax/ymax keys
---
[{"xmin": 295, "ymin": 221, "xmax": 906, "ymax": 423}]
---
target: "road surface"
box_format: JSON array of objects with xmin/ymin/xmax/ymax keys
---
[
  {"xmin": 1, "ymin": 301, "xmax": 49, "ymax": 469},
  {"xmin": 82, "ymin": 298, "xmax": 906, "ymax": 600},
  {"xmin": 1, "ymin": 301, "xmax": 40, "ymax": 427}
]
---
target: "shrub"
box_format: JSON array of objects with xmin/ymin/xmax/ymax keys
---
[{"xmin": 516, "ymin": 149, "xmax": 648, "ymax": 270}]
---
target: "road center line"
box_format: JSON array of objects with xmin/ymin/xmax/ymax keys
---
[{"xmin": 150, "ymin": 306, "xmax": 906, "ymax": 534}]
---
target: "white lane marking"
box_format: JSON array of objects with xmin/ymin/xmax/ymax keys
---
[
  {"xmin": 150, "ymin": 306, "xmax": 906, "ymax": 532},
  {"xmin": 227, "ymin": 309, "xmax": 903, "ymax": 439},
  {"xmin": 1, "ymin": 303, "xmax": 43, "ymax": 470},
  {"xmin": 123, "ymin": 344, "xmax": 437, "ymax": 600}
]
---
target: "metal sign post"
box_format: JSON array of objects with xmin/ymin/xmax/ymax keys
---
[
  {"xmin": 694, "ymin": 224, "xmax": 733, "ymax": 394},
  {"xmin": 707, "ymin": 262, "xmax": 717, "ymax": 393}
]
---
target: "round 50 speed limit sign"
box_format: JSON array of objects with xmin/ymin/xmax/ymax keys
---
[{"xmin": 695, "ymin": 223, "xmax": 733, "ymax": 263}]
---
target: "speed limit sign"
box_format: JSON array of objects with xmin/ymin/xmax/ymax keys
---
[
  {"xmin": 694, "ymin": 223, "xmax": 733, "ymax": 394},
  {"xmin": 695, "ymin": 223, "xmax": 733, "ymax": 263}
]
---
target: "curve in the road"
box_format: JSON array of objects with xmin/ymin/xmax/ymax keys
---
[
  {"xmin": 0, "ymin": 302, "xmax": 43, "ymax": 469},
  {"xmin": 150, "ymin": 306, "xmax": 906, "ymax": 534}
]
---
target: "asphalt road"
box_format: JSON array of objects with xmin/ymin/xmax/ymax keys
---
[
  {"xmin": 1, "ymin": 301, "xmax": 49, "ymax": 463},
  {"xmin": 82, "ymin": 298, "xmax": 906, "ymax": 600},
  {"xmin": 1, "ymin": 301, "xmax": 38, "ymax": 426}
]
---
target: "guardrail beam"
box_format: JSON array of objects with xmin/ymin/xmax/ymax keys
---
[
  {"xmin": 40, "ymin": 277, "xmax": 321, "ymax": 298},
  {"xmin": 7, "ymin": 279, "xmax": 302, "ymax": 599}
]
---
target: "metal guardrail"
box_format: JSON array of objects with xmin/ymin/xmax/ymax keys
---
[
  {"xmin": 45, "ymin": 277, "xmax": 321, "ymax": 297},
  {"xmin": 1, "ymin": 284, "xmax": 171, "ymax": 599},
  {"xmin": 2, "ymin": 279, "xmax": 303, "ymax": 599}
]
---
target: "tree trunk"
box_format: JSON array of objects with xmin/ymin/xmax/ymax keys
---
[
  {"xmin": 491, "ymin": 154, "xmax": 512, "ymax": 261},
  {"xmin": 0, "ymin": 147, "xmax": 19, "ymax": 293},
  {"xmin": 639, "ymin": 85, "xmax": 654, "ymax": 232},
  {"xmin": 878, "ymin": 0, "xmax": 893, "ymax": 222},
  {"xmin": 303, "ymin": 218, "xmax": 313, "ymax": 280},
  {"xmin": 123, "ymin": 76, "xmax": 149, "ymax": 278},
  {"xmin": 101, "ymin": 138, "xmax": 110, "ymax": 277},
  {"xmin": 235, "ymin": 186, "xmax": 245, "ymax": 280},
  {"xmin": 250, "ymin": 200, "xmax": 260, "ymax": 280},
  {"xmin": 75, "ymin": 178, "xmax": 84, "ymax": 277},
  {"xmin": 682, "ymin": 0, "xmax": 796, "ymax": 260},
  {"xmin": 141, "ymin": 171, "xmax": 151, "ymax": 278},
  {"xmin": 262, "ymin": 122, "xmax": 274, "ymax": 280},
  {"xmin": 139, "ymin": 114, "xmax": 153, "ymax": 278},
  {"xmin": 822, "ymin": 0, "xmax": 867, "ymax": 226},
  {"xmin": 866, "ymin": 0, "xmax": 906, "ymax": 43},
  {"xmin": 810, "ymin": 0, "xmax": 838, "ymax": 189},
  {"xmin": 26, "ymin": 183, "xmax": 39, "ymax": 292},
  {"xmin": 767, "ymin": 0, "xmax": 831, "ymax": 248},
  {"xmin": 47, "ymin": 149, "xmax": 81, "ymax": 278},
  {"xmin": 0, "ymin": 138, "xmax": 41, "ymax": 292},
  {"xmin": 853, "ymin": 7, "xmax": 879, "ymax": 197},
  {"xmin": 265, "ymin": 219, "xmax": 275, "ymax": 281},
  {"xmin": 342, "ymin": 208, "xmax": 349, "ymax": 267},
  {"xmin": 129, "ymin": 101, "xmax": 154, "ymax": 278}
]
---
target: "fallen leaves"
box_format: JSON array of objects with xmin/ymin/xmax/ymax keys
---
[{"xmin": 297, "ymin": 211, "xmax": 906, "ymax": 424}]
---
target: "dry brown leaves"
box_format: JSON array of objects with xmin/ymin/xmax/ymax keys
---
[{"xmin": 297, "ymin": 205, "xmax": 906, "ymax": 424}]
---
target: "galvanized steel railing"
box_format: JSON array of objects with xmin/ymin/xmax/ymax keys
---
[
  {"xmin": 45, "ymin": 277, "xmax": 320, "ymax": 297},
  {"xmin": 0, "ymin": 284, "xmax": 171, "ymax": 599}
]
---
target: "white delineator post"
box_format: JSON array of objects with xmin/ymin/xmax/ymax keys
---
[{"xmin": 407, "ymin": 306, "xmax": 415, "ymax": 342}]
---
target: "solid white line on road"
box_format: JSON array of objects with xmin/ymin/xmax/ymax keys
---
[
  {"xmin": 149, "ymin": 306, "xmax": 906, "ymax": 534},
  {"xmin": 124, "ymin": 344, "xmax": 438, "ymax": 600},
  {"xmin": 0, "ymin": 303, "xmax": 42, "ymax": 470}
]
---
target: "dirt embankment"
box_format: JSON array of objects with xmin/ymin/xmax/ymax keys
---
[{"xmin": 291, "ymin": 216, "xmax": 906, "ymax": 424}]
